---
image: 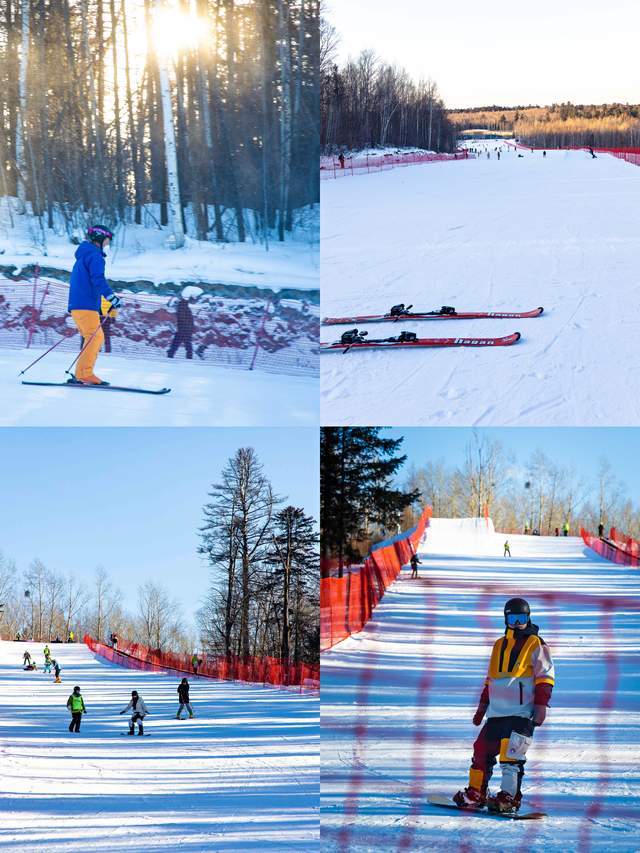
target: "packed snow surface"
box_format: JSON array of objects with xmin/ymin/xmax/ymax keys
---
[
  {"xmin": 320, "ymin": 142, "xmax": 640, "ymax": 425},
  {"xmin": 0, "ymin": 641, "xmax": 319, "ymax": 851},
  {"xmin": 0, "ymin": 347, "xmax": 317, "ymax": 426},
  {"xmin": 321, "ymin": 518, "xmax": 640, "ymax": 851}
]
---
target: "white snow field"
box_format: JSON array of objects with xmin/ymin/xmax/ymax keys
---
[
  {"xmin": 0, "ymin": 640, "xmax": 319, "ymax": 851},
  {"xmin": 320, "ymin": 143, "xmax": 640, "ymax": 425},
  {"xmin": 321, "ymin": 518, "xmax": 640, "ymax": 852},
  {"xmin": 0, "ymin": 348, "xmax": 317, "ymax": 426}
]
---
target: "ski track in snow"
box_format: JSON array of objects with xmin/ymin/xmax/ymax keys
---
[
  {"xmin": 320, "ymin": 144, "xmax": 640, "ymax": 426},
  {"xmin": 0, "ymin": 641, "xmax": 319, "ymax": 851},
  {"xmin": 320, "ymin": 521, "xmax": 640, "ymax": 852},
  {"xmin": 0, "ymin": 347, "xmax": 318, "ymax": 426}
]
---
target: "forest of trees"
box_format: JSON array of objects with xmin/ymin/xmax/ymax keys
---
[
  {"xmin": 402, "ymin": 433, "xmax": 640, "ymax": 538},
  {"xmin": 450, "ymin": 103, "xmax": 640, "ymax": 148},
  {"xmin": 320, "ymin": 427, "xmax": 419, "ymax": 573},
  {"xmin": 320, "ymin": 14, "xmax": 455, "ymax": 154},
  {"xmin": 0, "ymin": 559, "xmax": 191, "ymax": 650},
  {"xmin": 197, "ymin": 446, "xmax": 319, "ymax": 664},
  {"xmin": 0, "ymin": 0, "xmax": 319, "ymax": 247}
]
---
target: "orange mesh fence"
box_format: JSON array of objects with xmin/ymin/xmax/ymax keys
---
[
  {"xmin": 321, "ymin": 507, "xmax": 432, "ymax": 651},
  {"xmin": 581, "ymin": 528, "xmax": 640, "ymax": 568},
  {"xmin": 320, "ymin": 151, "xmax": 470, "ymax": 179},
  {"xmin": 0, "ymin": 273, "xmax": 319, "ymax": 377},
  {"xmin": 84, "ymin": 635, "xmax": 319, "ymax": 692},
  {"xmin": 504, "ymin": 139, "xmax": 640, "ymax": 166},
  {"xmin": 609, "ymin": 528, "xmax": 640, "ymax": 563}
]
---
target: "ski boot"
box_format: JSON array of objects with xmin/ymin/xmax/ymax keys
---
[
  {"xmin": 453, "ymin": 787, "xmax": 486, "ymax": 810},
  {"xmin": 486, "ymin": 791, "xmax": 521, "ymax": 814},
  {"xmin": 67, "ymin": 375, "xmax": 110, "ymax": 387},
  {"xmin": 188, "ymin": 712, "xmax": 195, "ymax": 719},
  {"xmin": 128, "ymin": 728, "xmax": 134, "ymax": 736},
  {"xmin": 137, "ymin": 725, "xmax": 144, "ymax": 736}
]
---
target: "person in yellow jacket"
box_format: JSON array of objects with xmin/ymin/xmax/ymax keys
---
[
  {"xmin": 454, "ymin": 598, "xmax": 555, "ymax": 814},
  {"xmin": 67, "ymin": 686, "xmax": 87, "ymax": 733},
  {"xmin": 67, "ymin": 225, "xmax": 120, "ymax": 385}
]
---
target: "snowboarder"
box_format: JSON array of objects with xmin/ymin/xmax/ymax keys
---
[
  {"xmin": 119, "ymin": 690, "xmax": 149, "ymax": 735},
  {"xmin": 110, "ymin": 632, "xmax": 119, "ymax": 650},
  {"xmin": 338, "ymin": 152, "xmax": 345, "ymax": 169},
  {"xmin": 453, "ymin": 598, "xmax": 554, "ymax": 813},
  {"xmin": 66, "ymin": 686, "xmax": 87, "ymax": 732},
  {"xmin": 68, "ymin": 225, "xmax": 120, "ymax": 385},
  {"xmin": 588, "ymin": 147, "xmax": 596, "ymax": 159},
  {"xmin": 503, "ymin": 540, "xmax": 511, "ymax": 557},
  {"xmin": 543, "ymin": 151, "xmax": 547, "ymax": 158},
  {"xmin": 598, "ymin": 523, "xmax": 605, "ymax": 538},
  {"xmin": 562, "ymin": 521, "xmax": 569, "ymax": 537},
  {"xmin": 176, "ymin": 678, "xmax": 195, "ymax": 719},
  {"xmin": 167, "ymin": 294, "xmax": 195, "ymax": 359},
  {"xmin": 22, "ymin": 650, "xmax": 32, "ymax": 668},
  {"xmin": 554, "ymin": 527, "xmax": 560, "ymax": 537},
  {"xmin": 410, "ymin": 553, "xmax": 421, "ymax": 579},
  {"xmin": 52, "ymin": 659, "xmax": 61, "ymax": 683}
]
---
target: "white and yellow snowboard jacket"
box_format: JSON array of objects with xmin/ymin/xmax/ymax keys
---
[{"xmin": 482, "ymin": 623, "xmax": 555, "ymax": 719}]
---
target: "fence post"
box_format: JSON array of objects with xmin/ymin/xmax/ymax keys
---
[{"xmin": 249, "ymin": 299, "xmax": 271, "ymax": 371}]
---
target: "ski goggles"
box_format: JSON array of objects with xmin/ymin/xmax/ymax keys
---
[{"xmin": 506, "ymin": 613, "xmax": 529, "ymax": 627}]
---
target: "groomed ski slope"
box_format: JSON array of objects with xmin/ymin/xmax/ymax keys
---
[
  {"xmin": 0, "ymin": 641, "xmax": 319, "ymax": 851},
  {"xmin": 320, "ymin": 143, "xmax": 640, "ymax": 425},
  {"xmin": 0, "ymin": 348, "xmax": 318, "ymax": 426},
  {"xmin": 321, "ymin": 518, "xmax": 640, "ymax": 852}
]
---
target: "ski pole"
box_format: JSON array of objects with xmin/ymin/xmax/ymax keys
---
[
  {"xmin": 64, "ymin": 312, "xmax": 112, "ymax": 379},
  {"xmin": 19, "ymin": 330, "xmax": 76, "ymax": 376}
]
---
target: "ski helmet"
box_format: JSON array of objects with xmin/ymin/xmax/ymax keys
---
[
  {"xmin": 86, "ymin": 224, "xmax": 114, "ymax": 245},
  {"xmin": 504, "ymin": 597, "xmax": 530, "ymax": 628},
  {"xmin": 73, "ymin": 685, "xmax": 81, "ymax": 692},
  {"xmin": 131, "ymin": 690, "xmax": 138, "ymax": 697}
]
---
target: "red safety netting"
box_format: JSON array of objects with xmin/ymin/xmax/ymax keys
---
[
  {"xmin": 580, "ymin": 528, "xmax": 640, "ymax": 567},
  {"xmin": 0, "ymin": 273, "xmax": 319, "ymax": 377},
  {"xmin": 503, "ymin": 139, "xmax": 640, "ymax": 167},
  {"xmin": 320, "ymin": 151, "xmax": 470, "ymax": 180},
  {"xmin": 84, "ymin": 635, "xmax": 319, "ymax": 693},
  {"xmin": 320, "ymin": 507, "xmax": 432, "ymax": 651}
]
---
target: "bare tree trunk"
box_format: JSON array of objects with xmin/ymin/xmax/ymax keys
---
[
  {"xmin": 16, "ymin": 0, "xmax": 30, "ymax": 209},
  {"xmin": 158, "ymin": 58, "xmax": 185, "ymax": 248}
]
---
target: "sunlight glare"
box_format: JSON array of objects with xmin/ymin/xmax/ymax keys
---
[{"xmin": 152, "ymin": 5, "xmax": 205, "ymax": 58}]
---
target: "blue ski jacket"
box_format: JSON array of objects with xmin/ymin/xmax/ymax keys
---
[{"xmin": 68, "ymin": 241, "xmax": 114, "ymax": 312}]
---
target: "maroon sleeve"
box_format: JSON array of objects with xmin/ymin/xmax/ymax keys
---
[
  {"xmin": 478, "ymin": 684, "xmax": 489, "ymax": 706},
  {"xmin": 534, "ymin": 682, "xmax": 553, "ymax": 706}
]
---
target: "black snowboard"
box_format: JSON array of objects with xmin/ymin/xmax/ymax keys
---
[{"xmin": 428, "ymin": 794, "xmax": 546, "ymax": 820}]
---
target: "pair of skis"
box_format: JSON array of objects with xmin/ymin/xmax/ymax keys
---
[
  {"xmin": 320, "ymin": 305, "xmax": 543, "ymax": 353},
  {"xmin": 21, "ymin": 379, "xmax": 171, "ymax": 395}
]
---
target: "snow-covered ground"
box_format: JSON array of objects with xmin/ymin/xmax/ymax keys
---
[
  {"xmin": 321, "ymin": 518, "xmax": 640, "ymax": 851},
  {"xmin": 0, "ymin": 640, "xmax": 319, "ymax": 851},
  {"xmin": 0, "ymin": 347, "xmax": 318, "ymax": 426},
  {"xmin": 320, "ymin": 142, "xmax": 640, "ymax": 425},
  {"xmin": 0, "ymin": 201, "xmax": 319, "ymax": 292}
]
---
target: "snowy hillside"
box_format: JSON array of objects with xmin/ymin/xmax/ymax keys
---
[
  {"xmin": 0, "ymin": 640, "xmax": 319, "ymax": 851},
  {"xmin": 321, "ymin": 518, "xmax": 640, "ymax": 851},
  {"xmin": 0, "ymin": 348, "xmax": 318, "ymax": 426},
  {"xmin": 320, "ymin": 142, "xmax": 640, "ymax": 425}
]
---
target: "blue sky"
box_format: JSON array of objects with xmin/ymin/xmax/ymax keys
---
[
  {"xmin": 388, "ymin": 428, "xmax": 640, "ymax": 497},
  {"xmin": 0, "ymin": 428, "xmax": 319, "ymax": 624},
  {"xmin": 326, "ymin": 0, "xmax": 640, "ymax": 108}
]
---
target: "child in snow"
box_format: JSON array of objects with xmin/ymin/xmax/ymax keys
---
[
  {"xmin": 52, "ymin": 660, "xmax": 61, "ymax": 683},
  {"xmin": 454, "ymin": 598, "xmax": 554, "ymax": 813},
  {"xmin": 119, "ymin": 690, "xmax": 149, "ymax": 735},
  {"xmin": 410, "ymin": 553, "xmax": 421, "ymax": 579},
  {"xmin": 68, "ymin": 225, "xmax": 120, "ymax": 385},
  {"xmin": 66, "ymin": 686, "xmax": 87, "ymax": 732},
  {"xmin": 43, "ymin": 650, "xmax": 52, "ymax": 673},
  {"xmin": 503, "ymin": 540, "xmax": 511, "ymax": 557},
  {"xmin": 176, "ymin": 678, "xmax": 195, "ymax": 719}
]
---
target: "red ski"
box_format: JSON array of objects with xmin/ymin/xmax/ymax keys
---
[
  {"xmin": 321, "ymin": 331, "xmax": 521, "ymax": 353},
  {"xmin": 322, "ymin": 305, "xmax": 543, "ymax": 326}
]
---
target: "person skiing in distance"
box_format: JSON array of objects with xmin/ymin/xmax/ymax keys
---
[
  {"xmin": 67, "ymin": 631, "xmax": 74, "ymax": 643},
  {"xmin": 67, "ymin": 686, "xmax": 86, "ymax": 732},
  {"xmin": 410, "ymin": 552, "xmax": 421, "ymax": 579},
  {"xmin": 22, "ymin": 650, "xmax": 32, "ymax": 668},
  {"xmin": 119, "ymin": 690, "xmax": 149, "ymax": 736},
  {"xmin": 598, "ymin": 522, "xmax": 605, "ymax": 538},
  {"xmin": 503, "ymin": 540, "xmax": 511, "ymax": 557},
  {"xmin": 563, "ymin": 521, "xmax": 569, "ymax": 537},
  {"xmin": 176, "ymin": 678, "xmax": 195, "ymax": 719},
  {"xmin": 191, "ymin": 654, "xmax": 200, "ymax": 675},
  {"xmin": 453, "ymin": 598, "xmax": 554, "ymax": 814},
  {"xmin": 43, "ymin": 644, "xmax": 51, "ymax": 658},
  {"xmin": 554, "ymin": 527, "xmax": 560, "ymax": 537},
  {"xmin": 167, "ymin": 292, "xmax": 195, "ymax": 359},
  {"xmin": 68, "ymin": 225, "xmax": 120, "ymax": 385},
  {"xmin": 52, "ymin": 659, "xmax": 61, "ymax": 683}
]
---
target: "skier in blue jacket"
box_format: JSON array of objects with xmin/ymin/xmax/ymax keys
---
[{"xmin": 67, "ymin": 225, "xmax": 120, "ymax": 385}]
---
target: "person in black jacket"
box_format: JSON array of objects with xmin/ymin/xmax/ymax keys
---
[
  {"xmin": 167, "ymin": 296, "xmax": 195, "ymax": 359},
  {"xmin": 176, "ymin": 677, "xmax": 195, "ymax": 719}
]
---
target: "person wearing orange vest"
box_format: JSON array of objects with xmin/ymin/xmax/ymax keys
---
[{"xmin": 454, "ymin": 598, "xmax": 555, "ymax": 814}]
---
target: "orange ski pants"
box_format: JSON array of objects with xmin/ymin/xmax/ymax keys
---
[{"xmin": 71, "ymin": 310, "xmax": 104, "ymax": 381}]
